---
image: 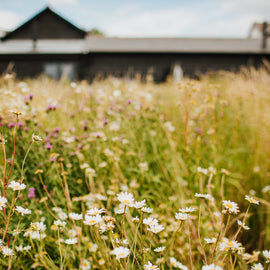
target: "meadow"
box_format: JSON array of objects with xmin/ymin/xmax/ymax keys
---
[{"xmin": 0, "ymin": 67, "xmax": 270, "ymax": 269}]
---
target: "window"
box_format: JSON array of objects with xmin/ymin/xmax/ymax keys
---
[{"xmin": 43, "ymin": 62, "xmax": 75, "ymax": 80}]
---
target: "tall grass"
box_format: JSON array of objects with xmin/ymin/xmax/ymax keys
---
[{"xmin": 0, "ymin": 67, "xmax": 269, "ymax": 269}]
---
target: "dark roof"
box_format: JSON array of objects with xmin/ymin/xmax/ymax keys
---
[{"xmin": 2, "ymin": 6, "xmax": 86, "ymax": 41}]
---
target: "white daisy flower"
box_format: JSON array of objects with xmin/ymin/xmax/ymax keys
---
[
  {"xmin": 147, "ymin": 224, "xmax": 164, "ymax": 234},
  {"xmin": 83, "ymin": 214, "xmax": 103, "ymax": 225},
  {"xmin": 251, "ymin": 263, "xmax": 264, "ymax": 270},
  {"xmin": 65, "ymin": 238, "xmax": 77, "ymax": 244},
  {"xmin": 195, "ymin": 193, "xmax": 213, "ymax": 201},
  {"xmin": 86, "ymin": 207, "xmax": 105, "ymax": 216},
  {"xmin": 0, "ymin": 196, "xmax": 8, "ymax": 210},
  {"xmin": 111, "ymin": 246, "xmax": 130, "ymax": 260},
  {"xmin": 143, "ymin": 217, "xmax": 159, "ymax": 226},
  {"xmin": 15, "ymin": 206, "xmax": 31, "ymax": 216},
  {"xmin": 68, "ymin": 213, "xmax": 83, "ymax": 220},
  {"xmin": 222, "ymin": 200, "xmax": 239, "ymax": 214},
  {"xmin": 117, "ymin": 192, "xmax": 134, "ymax": 206},
  {"xmin": 197, "ymin": 167, "xmax": 208, "ymax": 175},
  {"xmin": 237, "ymin": 220, "xmax": 250, "ymax": 230},
  {"xmin": 204, "ymin": 238, "xmax": 217, "ymax": 244},
  {"xmin": 175, "ymin": 212, "xmax": 188, "ymax": 221},
  {"xmin": 54, "ymin": 219, "xmax": 66, "ymax": 228},
  {"xmin": 202, "ymin": 264, "xmax": 223, "ymax": 270},
  {"xmin": 219, "ymin": 239, "xmax": 242, "ymax": 252},
  {"xmin": 178, "ymin": 207, "xmax": 196, "ymax": 213},
  {"xmin": 245, "ymin": 195, "xmax": 259, "ymax": 205},
  {"xmin": 132, "ymin": 216, "xmax": 140, "ymax": 223},
  {"xmin": 58, "ymin": 212, "xmax": 68, "ymax": 220},
  {"xmin": 154, "ymin": 246, "xmax": 165, "ymax": 252},
  {"xmin": 144, "ymin": 261, "xmax": 159, "ymax": 270},
  {"xmin": 31, "ymin": 222, "xmax": 46, "ymax": 232},
  {"xmin": 132, "ymin": 199, "xmax": 146, "ymax": 209},
  {"xmin": 8, "ymin": 181, "xmax": 26, "ymax": 191},
  {"xmin": 81, "ymin": 259, "xmax": 91, "ymax": 270},
  {"xmin": 141, "ymin": 207, "xmax": 153, "ymax": 213},
  {"xmin": 2, "ymin": 247, "xmax": 14, "ymax": 257},
  {"xmin": 263, "ymin": 250, "xmax": 270, "ymax": 263}
]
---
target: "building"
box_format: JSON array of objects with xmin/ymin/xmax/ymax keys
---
[{"xmin": 0, "ymin": 6, "xmax": 270, "ymax": 82}]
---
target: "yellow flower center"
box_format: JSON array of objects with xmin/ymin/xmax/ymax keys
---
[
  {"xmin": 227, "ymin": 241, "xmax": 233, "ymax": 246},
  {"xmin": 83, "ymin": 263, "xmax": 88, "ymax": 266},
  {"xmin": 123, "ymin": 200, "xmax": 130, "ymax": 204},
  {"xmin": 90, "ymin": 220, "xmax": 96, "ymax": 223},
  {"xmin": 226, "ymin": 203, "xmax": 233, "ymax": 209},
  {"xmin": 14, "ymin": 185, "xmax": 19, "ymax": 189},
  {"xmin": 118, "ymin": 253, "xmax": 124, "ymax": 257}
]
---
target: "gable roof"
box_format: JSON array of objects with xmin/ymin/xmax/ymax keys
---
[{"xmin": 2, "ymin": 6, "xmax": 86, "ymax": 41}]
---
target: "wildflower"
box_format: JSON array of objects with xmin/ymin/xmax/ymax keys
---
[
  {"xmin": 141, "ymin": 207, "xmax": 153, "ymax": 213},
  {"xmin": 8, "ymin": 181, "xmax": 26, "ymax": 191},
  {"xmin": 154, "ymin": 246, "xmax": 165, "ymax": 252},
  {"xmin": 86, "ymin": 207, "xmax": 105, "ymax": 216},
  {"xmin": 195, "ymin": 193, "xmax": 213, "ymax": 200},
  {"xmin": 88, "ymin": 242, "xmax": 98, "ymax": 252},
  {"xmin": 197, "ymin": 167, "xmax": 208, "ymax": 175},
  {"xmin": 117, "ymin": 192, "xmax": 134, "ymax": 206},
  {"xmin": 202, "ymin": 264, "xmax": 223, "ymax": 270},
  {"xmin": 32, "ymin": 134, "xmax": 42, "ymax": 142},
  {"xmin": 81, "ymin": 259, "xmax": 91, "ymax": 270},
  {"xmin": 175, "ymin": 212, "xmax": 188, "ymax": 221},
  {"xmin": 65, "ymin": 238, "xmax": 78, "ymax": 244},
  {"xmin": 242, "ymin": 251, "xmax": 260, "ymax": 264},
  {"xmin": 263, "ymin": 250, "xmax": 270, "ymax": 263},
  {"xmin": 54, "ymin": 219, "xmax": 66, "ymax": 228},
  {"xmin": 69, "ymin": 213, "xmax": 83, "ymax": 220},
  {"xmin": 204, "ymin": 238, "xmax": 217, "ymax": 244},
  {"xmin": 144, "ymin": 261, "xmax": 159, "ymax": 270},
  {"xmin": 58, "ymin": 212, "xmax": 68, "ymax": 220},
  {"xmin": 15, "ymin": 206, "xmax": 31, "ymax": 216},
  {"xmin": 164, "ymin": 121, "xmax": 175, "ymax": 132},
  {"xmin": 219, "ymin": 239, "xmax": 242, "ymax": 252},
  {"xmin": 208, "ymin": 166, "xmax": 217, "ymax": 175},
  {"xmin": 237, "ymin": 220, "xmax": 250, "ymax": 230},
  {"xmin": 139, "ymin": 162, "xmax": 148, "ymax": 171},
  {"xmin": 245, "ymin": 195, "xmax": 259, "ymax": 205},
  {"xmin": 83, "ymin": 214, "xmax": 103, "ymax": 225},
  {"xmin": 68, "ymin": 229, "xmax": 77, "ymax": 238},
  {"xmin": 28, "ymin": 187, "xmax": 35, "ymax": 199},
  {"xmin": 2, "ymin": 247, "xmax": 14, "ymax": 257},
  {"xmin": 143, "ymin": 217, "xmax": 159, "ymax": 226},
  {"xmin": 178, "ymin": 207, "xmax": 196, "ymax": 213},
  {"xmin": 111, "ymin": 246, "xmax": 130, "ymax": 260},
  {"xmin": 251, "ymin": 263, "xmax": 264, "ymax": 270},
  {"xmin": 0, "ymin": 196, "xmax": 8, "ymax": 210},
  {"xmin": 132, "ymin": 199, "xmax": 146, "ymax": 209},
  {"xmin": 222, "ymin": 200, "xmax": 239, "ymax": 214},
  {"xmin": 147, "ymin": 224, "xmax": 164, "ymax": 234},
  {"xmin": 169, "ymin": 257, "xmax": 188, "ymax": 269},
  {"xmin": 132, "ymin": 216, "xmax": 140, "ymax": 223},
  {"xmin": 31, "ymin": 222, "xmax": 46, "ymax": 232}
]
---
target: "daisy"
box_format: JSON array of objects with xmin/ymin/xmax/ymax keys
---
[
  {"xmin": 15, "ymin": 206, "xmax": 31, "ymax": 216},
  {"xmin": 32, "ymin": 134, "xmax": 42, "ymax": 142},
  {"xmin": 68, "ymin": 213, "xmax": 83, "ymax": 220},
  {"xmin": 117, "ymin": 192, "xmax": 134, "ymax": 206},
  {"xmin": 86, "ymin": 207, "xmax": 105, "ymax": 216},
  {"xmin": 54, "ymin": 220, "xmax": 66, "ymax": 228},
  {"xmin": 132, "ymin": 199, "xmax": 146, "ymax": 209},
  {"xmin": 204, "ymin": 238, "xmax": 217, "ymax": 244},
  {"xmin": 147, "ymin": 224, "xmax": 164, "ymax": 234},
  {"xmin": 178, "ymin": 207, "xmax": 196, "ymax": 213},
  {"xmin": 219, "ymin": 239, "xmax": 242, "ymax": 252},
  {"xmin": 81, "ymin": 259, "xmax": 91, "ymax": 270},
  {"xmin": 132, "ymin": 216, "xmax": 140, "ymax": 223},
  {"xmin": 65, "ymin": 238, "xmax": 78, "ymax": 244},
  {"xmin": 2, "ymin": 247, "xmax": 14, "ymax": 257},
  {"xmin": 251, "ymin": 263, "xmax": 264, "ymax": 270},
  {"xmin": 83, "ymin": 214, "xmax": 103, "ymax": 225},
  {"xmin": 263, "ymin": 250, "xmax": 270, "ymax": 263},
  {"xmin": 58, "ymin": 212, "xmax": 68, "ymax": 220},
  {"xmin": 237, "ymin": 220, "xmax": 250, "ymax": 230},
  {"xmin": 245, "ymin": 195, "xmax": 259, "ymax": 205},
  {"xmin": 154, "ymin": 246, "xmax": 165, "ymax": 252},
  {"xmin": 202, "ymin": 264, "xmax": 223, "ymax": 270},
  {"xmin": 31, "ymin": 222, "xmax": 46, "ymax": 232},
  {"xmin": 222, "ymin": 200, "xmax": 239, "ymax": 214},
  {"xmin": 144, "ymin": 261, "xmax": 159, "ymax": 270},
  {"xmin": 0, "ymin": 196, "xmax": 8, "ymax": 210},
  {"xmin": 8, "ymin": 181, "xmax": 26, "ymax": 191},
  {"xmin": 175, "ymin": 212, "xmax": 188, "ymax": 221},
  {"xmin": 143, "ymin": 217, "xmax": 159, "ymax": 226},
  {"xmin": 111, "ymin": 246, "xmax": 130, "ymax": 260},
  {"xmin": 195, "ymin": 193, "xmax": 213, "ymax": 201},
  {"xmin": 141, "ymin": 207, "xmax": 153, "ymax": 213}
]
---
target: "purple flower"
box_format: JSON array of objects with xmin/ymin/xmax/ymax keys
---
[
  {"xmin": 17, "ymin": 121, "xmax": 25, "ymax": 127},
  {"xmin": 45, "ymin": 143, "xmax": 53, "ymax": 150},
  {"xmin": 29, "ymin": 94, "xmax": 34, "ymax": 100},
  {"xmin": 28, "ymin": 187, "xmax": 35, "ymax": 199},
  {"xmin": 54, "ymin": 127, "xmax": 60, "ymax": 133},
  {"xmin": 24, "ymin": 127, "xmax": 29, "ymax": 131},
  {"xmin": 8, "ymin": 122, "xmax": 15, "ymax": 128},
  {"xmin": 126, "ymin": 99, "xmax": 132, "ymax": 105}
]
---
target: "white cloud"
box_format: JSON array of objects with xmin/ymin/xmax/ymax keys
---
[
  {"xmin": 0, "ymin": 10, "xmax": 22, "ymax": 32},
  {"xmin": 46, "ymin": 0, "xmax": 78, "ymax": 6}
]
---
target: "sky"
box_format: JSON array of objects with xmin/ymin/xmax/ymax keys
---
[{"xmin": 0, "ymin": 0, "xmax": 269, "ymax": 38}]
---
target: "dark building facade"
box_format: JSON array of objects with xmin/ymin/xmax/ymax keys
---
[{"xmin": 0, "ymin": 7, "xmax": 270, "ymax": 81}]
